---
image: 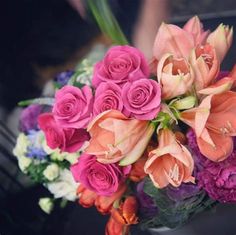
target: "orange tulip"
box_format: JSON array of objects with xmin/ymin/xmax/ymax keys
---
[
  {"xmin": 144, "ymin": 129, "xmax": 194, "ymax": 188},
  {"xmin": 105, "ymin": 216, "xmax": 129, "ymax": 235},
  {"xmin": 77, "ymin": 184, "xmax": 127, "ymax": 215},
  {"xmin": 95, "ymin": 184, "xmax": 127, "ymax": 215},
  {"xmin": 183, "ymin": 15, "xmax": 209, "ymax": 45},
  {"xmin": 157, "ymin": 53, "xmax": 194, "ymax": 99},
  {"xmin": 85, "ymin": 110, "xmax": 155, "ymax": 165},
  {"xmin": 190, "ymin": 44, "xmax": 219, "ymax": 92},
  {"xmin": 111, "ymin": 196, "xmax": 138, "ymax": 225},
  {"xmin": 77, "ymin": 184, "xmax": 97, "ymax": 208},
  {"xmin": 207, "ymin": 23, "xmax": 233, "ymax": 62},
  {"xmin": 181, "ymin": 91, "xmax": 236, "ymax": 161},
  {"xmin": 129, "ymin": 156, "xmax": 147, "ymax": 182}
]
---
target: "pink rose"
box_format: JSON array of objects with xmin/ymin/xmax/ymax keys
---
[
  {"xmin": 122, "ymin": 78, "xmax": 161, "ymax": 120},
  {"xmin": 71, "ymin": 153, "xmax": 130, "ymax": 196},
  {"xmin": 92, "ymin": 46, "xmax": 150, "ymax": 88},
  {"xmin": 93, "ymin": 82, "xmax": 123, "ymax": 116},
  {"xmin": 38, "ymin": 113, "xmax": 89, "ymax": 153},
  {"xmin": 52, "ymin": 85, "xmax": 93, "ymax": 129}
]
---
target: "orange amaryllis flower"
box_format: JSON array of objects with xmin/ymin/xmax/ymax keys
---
[
  {"xmin": 157, "ymin": 54, "xmax": 194, "ymax": 99},
  {"xmin": 105, "ymin": 216, "xmax": 129, "ymax": 235},
  {"xmin": 181, "ymin": 91, "xmax": 236, "ymax": 161},
  {"xmin": 153, "ymin": 22, "xmax": 194, "ymax": 60},
  {"xmin": 111, "ymin": 196, "xmax": 138, "ymax": 226},
  {"xmin": 198, "ymin": 76, "xmax": 234, "ymax": 95},
  {"xmin": 230, "ymin": 64, "xmax": 236, "ymax": 78},
  {"xmin": 85, "ymin": 110, "xmax": 155, "ymax": 165},
  {"xmin": 190, "ymin": 43, "xmax": 219, "ymax": 92},
  {"xmin": 229, "ymin": 64, "xmax": 236, "ymax": 89},
  {"xmin": 183, "ymin": 15, "xmax": 209, "ymax": 45},
  {"xmin": 207, "ymin": 23, "xmax": 233, "ymax": 63},
  {"xmin": 144, "ymin": 129, "xmax": 194, "ymax": 188}
]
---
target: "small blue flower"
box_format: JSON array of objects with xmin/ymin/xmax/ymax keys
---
[
  {"xmin": 26, "ymin": 130, "xmax": 47, "ymax": 160},
  {"xmin": 55, "ymin": 71, "xmax": 74, "ymax": 87},
  {"xmin": 27, "ymin": 146, "xmax": 47, "ymax": 160}
]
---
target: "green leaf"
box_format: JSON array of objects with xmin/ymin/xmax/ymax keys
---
[
  {"xmin": 60, "ymin": 199, "xmax": 68, "ymax": 208},
  {"xmin": 142, "ymin": 178, "xmax": 217, "ymax": 229},
  {"xmin": 143, "ymin": 178, "xmax": 161, "ymax": 198},
  {"xmin": 26, "ymin": 162, "xmax": 49, "ymax": 184},
  {"xmin": 18, "ymin": 98, "xmax": 55, "ymax": 107},
  {"xmin": 88, "ymin": 0, "xmax": 129, "ymax": 45}
]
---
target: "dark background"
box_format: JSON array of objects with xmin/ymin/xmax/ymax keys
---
[{"xmin": 0, "ymin": 0, "xmax": 235, "ymax": 235}]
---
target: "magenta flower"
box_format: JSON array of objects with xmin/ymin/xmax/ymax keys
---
[
  {"xmin": 52, "ymin": 85, "xmax": 93, "ymax": 129},
  {"xmin": 71, "ymin": 153, "xmax": 130, "ymax": 196},
  {"xmin": 38, "ymin": 113, "xmax": 89, "ymax": 153},
  {"xmin": 122, "ymin": 78, "xmax": 161, "ymax": 120},
  {"xmin": 93, "ymin": 82, "xmax": 123, "ymax": 116},
  {"xmin": 92, "ymin": 45, "xmax": 150, "ymax": 88}
]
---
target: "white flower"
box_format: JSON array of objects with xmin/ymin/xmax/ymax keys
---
[
  {"xmin": 63, "ymin": 153, "xmax": 78, "ymax": 164},
  {"xmin": 50, "ymin": 151, "xmax": 65, "ymax": 161},
  {"xmin": 47, "ymin": 148, "xmax": 79, "ymax": 164},
  {"xmin": 42, "ymin": 139, "xmax": 55, "ymax": 155},
  {"xmin": 47, "ymin": 169, "xmax": 79, "ymax": 201},
  {"xmin": 43, "ymin": 163, "xmax": 59, "ymax": 181},
  {"xmin": 18, "ymin": 155, "xmax": 32, "ymax": 173},
  {"xmin": 38, "ymin": 197, "xmax": 54, "ymax": 214},
  {"xmin": 13, "ymin": 133, "xmax": 30, "ymax": 158}
]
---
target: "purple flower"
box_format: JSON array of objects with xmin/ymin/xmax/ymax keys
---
[
  {"xmin": 186, "ymin": 129, "xmax": 212, "ymax": 171},
  {"xmin": 187, "ymin": 129, "xmax": 236, "ymax": 203},
  {"xmin": 166, "ymin": 183, "xmax": 201, "ymax": 202},
  {"xmin": 198, "ymin": 154, "xmax": 236, "ymax": 203},
  {"xmin": 136, "ymin": 180, "xmax": 158, "ymax": 217},
  {"xmin": 56, "ymin": 71, "xmax": 74, "ymax": 87},
  {"xmin": 20, "ymin": 105, "xmax": 42, "ymax": 133}
]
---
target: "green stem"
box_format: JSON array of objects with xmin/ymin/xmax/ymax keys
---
[{"xmin": 87, "ymin": 0, "xmax": 129, "ymax": 45}]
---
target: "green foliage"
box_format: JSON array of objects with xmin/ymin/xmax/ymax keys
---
[
  {"xmin": 87, "ymin": 0, "xmax": 129, "ymax": 45},
  {"xmin": 67, "ymin": 59, "xmax": 94, "ymax": 87},
  {"xmin": 142, "ymin": 178, "xmax": 217, "ymax": 229},
  {"xmin": 26, "ymin": 162, "xmax": 49, "ymax": 184},
  {"xmin": 54, "ymin": 159, "xmax": 70, "ymax": 170},
  {"xmin": 18, "ymin": 98, "xmax": 55, "ymax": 107}
]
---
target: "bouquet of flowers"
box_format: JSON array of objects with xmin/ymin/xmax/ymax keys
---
[{"xmin": 13, "ymin": 15, "xmax": 236, "ymax": 234}]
